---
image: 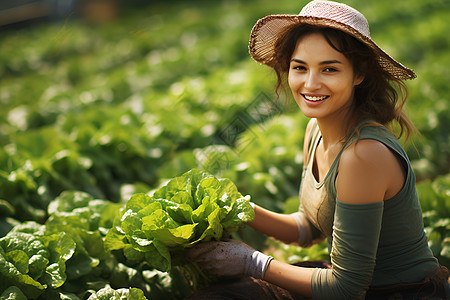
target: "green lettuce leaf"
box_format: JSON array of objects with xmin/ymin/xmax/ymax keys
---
[
  {"xmin": 0, "ymin": 286, "xmax": 28, "ymax": 300},
  {"xmin": 104, "ymin": 168, "xmax": 254, "ymax": 273},
  {"xmin": 86, "ymin": 286, "xmax": 147, "ymax": 300},
  {"xmin": 144, "ymin": 240, "xmax": 171, "ymax": 272},
  {"xmin": 0, "ymin": 239, "xmax": 45, "ymax": 298},
  {"xmin": 39, "ymin": 232, "xmax": 76, "ymax": 288}
]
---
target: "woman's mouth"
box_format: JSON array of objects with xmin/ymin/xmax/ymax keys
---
[{"xmin": 302, "ymin": 94, "xmax": 329, "ymax": 104}]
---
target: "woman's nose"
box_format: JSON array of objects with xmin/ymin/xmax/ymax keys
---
[{"xmin": 304, "ymin": 71, "xmax": 321, "ymax": 90}]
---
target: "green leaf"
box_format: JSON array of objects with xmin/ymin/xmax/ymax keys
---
[
  {"xmin": 0, "ymin": 232, "xmax": 47, "ymax": 258},
  {"xmin": 152, "ymin": 224, "xmax": 198, "ymax": 247},
  {"xmin": 195, "ymin": 177, "xmax": 221, "ymax": 206},
  {"xmin": 40, "ymin": 232, "xmax": 76, "ymax": 288},
  {"xmin": 5, "ymin": 250, "xmax": 29, "ymax": 274},
  {"xmin": 191, "ymin": 197, "xmax": 219, "ymax": 224},
  {"xmin": 104, "ymin": 227, "xmax": 129, "ymax": 251},
  {"xmin": 153, "ymin": 176, "xmax": 192, "ymax": 205},
  {"xmin": 141, "ymin": 209, "xmax": 196, "ymax": 247},
  {"xmin": 123, "ymin": 245, "xmax": 144, "ymax": 263},
  {"xmin": 88, "ymin": 199, "xmax": 122, "ymax": 232},
  {"xmin": 28, "ymin": 254, "xmax": 49, "ymax": 279},
  {"xmin": 64, "ymin": 252, "xmax": 98, "ymax": 280},
  {"xmin": 128, "ymin": 288, "xmax": 147, "ymax": 299},
  {"xmin": 222, "ymin": 195, "xmax": 254, "ymax": 231},
  {"xmin": 195, "ymin": 207, "xmax": 222, "ymax": 243},
  {"xmin": 141, "ymin": 209, "xmax": 178, "ymax": 232},
  {"xmin": 126, "ymin": 193, "xmax": 155, "ymax": 213},
  {"xmin": 157, "ymin": 198, "xmax": 193, "ymax": 224},
  {"xmin": 0, "ymin": 250, "xmax": 45, "ymax": 297},
  {"xmin": 86, "ymin": 286, "xmax": 147, "ymax": 300},
  {"xmin": 48, "ymin": 190, "xmax": 94, "ymax": 215},
  {"xmin": 172, "ymin": 191, "xmax": 195, "ymax": 208},
  {"xmin": 0, "ymin": 286, "xmax": 27, "ymax": 300},
  {"xmin": 10, "ymin": 221, "xmax": 45, "ymax": 235},
  {"xmin": 0, "ymin": 231, "xmax": 50, "ymax": 280},
  {"xmin": 136, "ymin": 201, "xmax": 162, "ymax": 219},
  {"xmin": 120, "ymin": 210, "xmax": 150, "ymax": 252},
  {"xmin": 145, "ymin": 240, "xmax": 171, "ymax": 272},
  {"xmin": 185, "ymin": 169, "xmax": 215, "ymax": 207}
]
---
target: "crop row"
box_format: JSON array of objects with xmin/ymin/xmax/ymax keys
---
[{"xmin": 0, "ymin": 0, "xmax": 448, "ymax": 298}]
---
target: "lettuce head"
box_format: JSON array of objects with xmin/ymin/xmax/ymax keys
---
[{"xmin": 104, "ymin": 169, "xmax": 254, "ymax": 272}]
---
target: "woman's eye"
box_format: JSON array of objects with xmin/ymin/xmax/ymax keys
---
[
  {"xmin": 324, "ymin": 67, "xmax": 338, "ymax": 72},
  {"xmin": 293, "ymin": 65, "xmax": 306, "ymax": 71}
]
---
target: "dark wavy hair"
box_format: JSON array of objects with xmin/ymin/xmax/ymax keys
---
[{"xmin": 272, "ymin": 24, "xmax": 417, "ymax": 141}]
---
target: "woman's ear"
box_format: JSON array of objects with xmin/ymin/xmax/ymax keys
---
[
  {"xmin": 354, "ymin": 73, "xmax": 365, "ymax": 86},
  {"xmin": 354, "ymin": 62, "xmax": 366, "ymax": 86}
]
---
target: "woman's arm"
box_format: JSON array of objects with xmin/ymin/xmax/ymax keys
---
[
  {"xmin": 263, "ymin": 139, "xmax": 404, "ymax": 299},
  {"xmin": 247, "ymin": 205, "xmax": 301, "ymax": 244},
  {"xmin": 238, "ymin": 119, "xmax": 319, "ymax": 296},
  {"xmin": 259, "ymin": 199, "xmax": 384, "ymax": 299},
  {"xmin": 264, "ymin": 260, "xmax": 315, "ymax": 298},
  {"xmin": 246, "ymin": 118, "xmax": 318, "ymax": 245}
]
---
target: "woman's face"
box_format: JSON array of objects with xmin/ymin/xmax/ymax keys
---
[{"xmin": 288, "ymin": 32, "xmax": 364, "ymax": 122}]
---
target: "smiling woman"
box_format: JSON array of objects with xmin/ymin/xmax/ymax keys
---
[
  {"xmin": 273, "ymin": 22, "xmax": 412, "ymax": 142},
  {"xmin": 187, "ymin": 1, "xmax": 449, "ymax": 299},
  {"xmin": 287, "ymin": 32, "xmax": 364, "ymax": 122}
]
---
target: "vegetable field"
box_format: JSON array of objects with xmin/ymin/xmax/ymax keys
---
[{"xmin": 0, "ymin": 0, "xmax": 449, "ymax": 298}]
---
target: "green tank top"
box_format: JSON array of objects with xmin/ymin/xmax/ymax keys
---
[{"xmin": 299, "ymin": 119, "xmax": 440, "ymax": 299}]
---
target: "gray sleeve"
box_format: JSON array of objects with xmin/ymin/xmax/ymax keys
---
[{"xmin": 311, "ymin": 200, "xmax": 384, "ymax": 299}]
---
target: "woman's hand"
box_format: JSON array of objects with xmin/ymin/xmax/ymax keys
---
[{"xmin": 187, "ymin": 239, "xmax": 273, "ymax": 279}]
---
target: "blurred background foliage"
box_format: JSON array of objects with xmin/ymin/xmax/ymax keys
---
[{"xmin": 0, "ymin": 0, "xmax": 448, "ymax": 298}]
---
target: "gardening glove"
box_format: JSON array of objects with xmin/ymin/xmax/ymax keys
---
[{"xmin": 187, "ymin": 239, "xmax": 273, "ymax": 279}]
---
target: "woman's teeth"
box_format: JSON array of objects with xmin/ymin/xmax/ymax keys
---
[{"xmin": 304, "ymin": 95, "xmax": 328, "ymax": 101}]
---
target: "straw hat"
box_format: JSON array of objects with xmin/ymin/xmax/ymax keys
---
[{"xmin": 249, "ymin": 0, "xmax": 416, "ymax": 80}]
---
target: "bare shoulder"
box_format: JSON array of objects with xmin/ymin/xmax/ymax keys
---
[
  {"xmin": 341, "ymin": 139, "xmax": 398, "ymax": 164},
  {"xmin": 336, "ymin": 139, "xmax": 405, "ymax": 204}
]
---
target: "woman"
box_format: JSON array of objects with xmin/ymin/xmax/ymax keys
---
[{"xmin": 188, "ymin": 1, "xmax": 449, "ymax": 299}]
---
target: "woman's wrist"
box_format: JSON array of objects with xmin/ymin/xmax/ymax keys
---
[{"xmin": 248, "ymin": 250, "xmax": 273, "ymax": 279}]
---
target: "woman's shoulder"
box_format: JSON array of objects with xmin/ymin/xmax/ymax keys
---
[
  {"xmin": 356, "ymin": 122, "xmax": 400, "ymax": 144},
  {"xmin": 341, "ymin": 138, "xmax": 396, "ymax": 165},
  {"xmin": 336, "ymin": 139, "xmax": 405, "ymax": 204},
  {"xmin": 348, "ymin": 121, "xmax": 407, "ymax": 157}
]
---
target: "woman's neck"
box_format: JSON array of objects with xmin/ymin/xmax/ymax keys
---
[{"xmin": 316, "ymin": 112, "xmax": 356, "ymax": 151}]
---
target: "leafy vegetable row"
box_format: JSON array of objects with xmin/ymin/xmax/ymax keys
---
[
  {"xmin": 0, "ymin": 0, "xmax": 448, "ymax": 298},
  {"xmin": 1, "ymin": 169, "xmax": 254, "ymax": 299}
]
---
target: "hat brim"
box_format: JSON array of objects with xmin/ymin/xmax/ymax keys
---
[{"xmin": 249, "ymin": 15, "xmax": 416, "ymax": 80}]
